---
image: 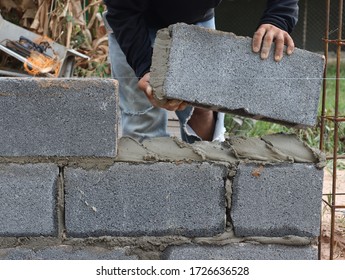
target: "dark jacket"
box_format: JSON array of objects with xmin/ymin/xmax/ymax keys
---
[{"xmin": 104, "ymin": 0, "xmax": 299, "ymax": 78}]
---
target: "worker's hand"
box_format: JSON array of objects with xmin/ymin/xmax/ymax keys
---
[
  {"xmin": 252, "ymin": 24, "xmax": 295, "ymax": 62},
  {"xmin": 138, "ymin": 72, "xmax": 187, "ymax": 111}
]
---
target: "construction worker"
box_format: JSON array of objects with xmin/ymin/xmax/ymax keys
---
[{"xmin": 103, "ymin": 0, "xmax": 299, "ymax": 143}]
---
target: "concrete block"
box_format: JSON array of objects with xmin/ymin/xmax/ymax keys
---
[
  {"xmin": 0, "ymin": 246, "xmax": 137, "ymax": 260},
  {"xmin": 230, "ymin": 163, "xmax": 323, "ymax": 237},
  {"xmin": 65, "ymin": 162, "xmax": 227, "ymax": 237},
  {"xmin": 162, "ymin": 243, "xmax": 317, "ymax": 260},
  {"xmin": 0, "ymin": 78, "xmax": 118, "ymax": 157},
  {"xmin": 0, "ymin": 164, "xmax": 59, "ymax": 236},
  {"xmin": 151, "ymin": 23, "xmax": 324, "ymax": 127}
]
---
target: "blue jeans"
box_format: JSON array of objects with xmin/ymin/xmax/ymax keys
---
[{"xmin": 106, "ymin": 16, "xmax": 225, "ymax": 143}]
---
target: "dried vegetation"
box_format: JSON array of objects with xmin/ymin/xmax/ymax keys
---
[{"xmin": 0, "ymin": 0, "xmax": 110, "ymax": 77}]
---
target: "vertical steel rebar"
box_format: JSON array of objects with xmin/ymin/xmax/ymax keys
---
[
  {"xmin": 319, "ymin": 0, "xmax": 330, "ymax": 259},
  {"xmin": 320, "ymin": 0, "xmax": 344, "ymax": 260},
  {"xmin": 320, "ymin": 0, "xmax": 330, "ymax": 152},
  {"xmin": 330, "ymin": 0, "xmax": 343, "ymax": 260}
]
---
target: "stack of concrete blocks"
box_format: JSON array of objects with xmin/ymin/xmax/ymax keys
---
[{"xmin": 0, "ymin": 24, "xmax": 325, "ymax": 260}]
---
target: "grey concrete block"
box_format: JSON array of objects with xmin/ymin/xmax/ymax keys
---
[
  {"xmin": 0, "ymin": 78, "xmax": 118, "ymax": 157},
  {"xmin": 231, "ymin": 163, "xmax": 323, "ymax": 237},
  {"xmin": 0, "ymin": 246, "xmax": 138, "ymax": 260},
  {"xmin": 151, "ymin": 23, "xmax": 324, "ymax": 127},
  {"xmin": 162, "ymin": 243, "xmax": 317, "ymax": 260},
  {"xmin": 0, "ymin": 164, "xmax": 59, "ymax": 236},
  {"xmin": 65, "ymin": 162, "xmax": 227, "ymax": 237}
]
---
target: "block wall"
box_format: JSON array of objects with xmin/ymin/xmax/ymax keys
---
[{"xmin": 0, "ymin": 78, "xmax": 324, "ymax": 260}]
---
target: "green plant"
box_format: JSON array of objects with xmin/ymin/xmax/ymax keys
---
[{"xmin": 225, "ymin": 62, "xmax": 345, "ymax": 153}]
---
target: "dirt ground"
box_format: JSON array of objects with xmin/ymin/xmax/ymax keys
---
[{"xmin": 320, "ymin": 167, "xmax": 345, "ymax": 260}]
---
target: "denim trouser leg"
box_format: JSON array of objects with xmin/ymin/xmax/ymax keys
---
[
  {"xmin": 107, "ymin": 17, "xmax": 225, "ymax": 143},
  {"xmin": 108, "ymin": 33, "xmax": 169, "ymax": 141}
]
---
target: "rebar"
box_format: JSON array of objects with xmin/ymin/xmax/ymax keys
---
[{"xmin": 319, "ymin": 0, "xmax": 345, "ymax": 260}]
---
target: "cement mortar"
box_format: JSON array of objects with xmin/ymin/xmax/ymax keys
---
[
  {"xmin": 0, "ymin": 233, "xmax": 314, "ymax": 260},
  {"xmin": 115, "ymin": 134, "xmax": 322, "ymax": 166},
  {"xmin": 0, "ymin": 134, "xmax": 323, "ymax": 167}
]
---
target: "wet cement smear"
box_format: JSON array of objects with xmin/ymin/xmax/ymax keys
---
[
  {"xmin": 261, "ymin": 133, "xmax": 318, "ymax": 163},
  {"xmin": 116, "ymin": 134, "xmax": 323, "ymax": 166},
  {"xmin": 116, "ymin": 137, "xmax": 150, "ymax": 162},
  {"xmin": 228, "ymin": 136, "xmax": 292, "ymax": 162},
  {"xmin": 141, "ymin": 137, "xmax": 203, "ymax": 161}
]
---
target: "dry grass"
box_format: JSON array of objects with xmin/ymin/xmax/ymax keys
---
[{"xmin": 0, "ymin": 0, "xmax": 110, "ymax": 77}]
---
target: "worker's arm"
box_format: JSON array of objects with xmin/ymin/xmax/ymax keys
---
[
  {"xmin": 252, "ymin": 0, "xmax": 299, "ymax": 61},
  {"xmin": 104, "ymin": 0, "xmax": 186, "ymax": 111},
  {"xmin": 104, "ymin": 0, "xmax": 152, "ymax": 78}
]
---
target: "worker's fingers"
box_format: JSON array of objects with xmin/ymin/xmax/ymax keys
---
[
  {"xmin": 138, "ymin": 72, "xmax": 150, "ymax": 88},
  {"xmin": 138, "ymin": 72, "xmax": 187, "ymax": 111},
  {"xmin": 273, "ymin": 32, "xmax": 285, "ymax": 61},
  {"xmin": 252, "ymin": 24, "xmax": 296, "ymax": 61},
  {"xmin": 285, "ymin": 33, "xmax": 295, "ymax": 56},
  {"xmin": 165, "ymin": 99, "xmax": 188, "ymax": 111},
  {"xmin": 161, "ymin": 99, "xmax": 185, "ymax": 111},
  {"xmin": 176, "ymin": 101, "xmax": 188, "ymax": 111},
  {"xmin": 273, "ymin": 31, "xmax": 295, "ymax": 61},
  {"xmin": 149, "ymin": 97, "xmax": 185, "ymax": 111},
  {"xmin": 259, "ymin": 28, "xmax": 274, "ymax": 60},
  {"xmin": 252, "ymin": 26, "xmax": 265, "ymax": 53},
  {"xmin": 143, "ymin": 83, "xmax": 185, "ymax": 111},
  {"xmin": 138, "ymin": 72, "xmax": 164, "ymax": 105}
]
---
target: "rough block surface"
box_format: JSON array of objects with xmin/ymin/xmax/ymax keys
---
[
  {"xmin": 151, "ymin": 23, "xmax": 324, "ymax": 127},
  {"xmin": 0, "ymin": 164, "xmax": 59, "ymax": 236},
  {"xmin": 65, "ymin": 162, "xmax": 227, "ymax": 237},
  {"xmin": 162, "ymin": 243, "xmax": 317, "ymax": 260},
  {"xmin": 231, "ymin": 163, "xmax": 324, "ymax": 237},
  {"xmin": 0, "ymin": 78, "xmax": 118, "ymax": 157},
  {"xmin": 0, "ymin": 246, "xmax": 137, "ymax": 260}
]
